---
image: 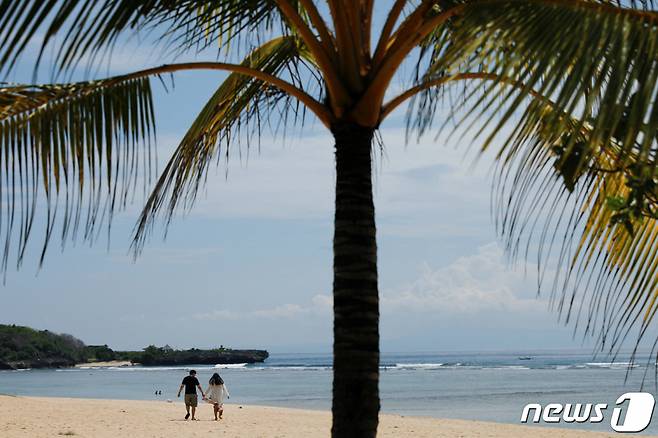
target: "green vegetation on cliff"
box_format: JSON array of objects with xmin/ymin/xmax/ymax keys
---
[
  {"xmin": 0, "ymin": 324, "xmax": 268, "ymax": 369},
  {"xmin": 84, "ymin": 344, "xmax": 117, "ymax": 362},
  {"xmin": 135, "ymin": 345, "xmax": 268, "ymax": 365},
  {"xmin": 0, "ymin": 324, "xmax": 86, "ymax": 369}
]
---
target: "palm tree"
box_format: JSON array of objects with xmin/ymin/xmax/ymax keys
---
[{"xmin": 3, "ymin": 0, "xmax": 658, "ymax": 436}]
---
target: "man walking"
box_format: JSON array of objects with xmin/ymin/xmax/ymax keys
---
[{"xmin": 177, "ymin": 370, "xmax": 205, "ymax": 420}]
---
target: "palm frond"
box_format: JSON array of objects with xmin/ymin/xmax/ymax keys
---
[
  {"xmin": 402, "ymin": 0, "xmax": 658, "ymax": 355},
  {"xmin": 0, "ymin": 76, "xmax": 156, "ymax": 272},
  {"xmin": 132, "ymin": 36, "xmax": 310, "ymax": 250},
  {"xmin": 488, "ymin": 98, "xmax": 658, "ymax": 360},
  {"xmin": 0, "ymin": 0, "xmax": 281, "ymax": 76}
]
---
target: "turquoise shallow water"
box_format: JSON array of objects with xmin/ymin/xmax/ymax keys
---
[{"xmin": 1, "ymin": 351, "xmax": 658, "ymax": 434}]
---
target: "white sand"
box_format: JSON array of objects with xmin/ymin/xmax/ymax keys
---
[{"xmin": 0, "ymin": 395, "xmax": 648, "ymax": 437}]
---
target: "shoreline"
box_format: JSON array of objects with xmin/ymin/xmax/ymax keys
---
[{"xmin": 0, "ymin": 395, "xmax": 648, "ymax": 437}]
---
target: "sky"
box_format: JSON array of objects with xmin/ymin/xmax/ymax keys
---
[{"xmin": 0, "ymin": 3, "xmax": 616, "ymax": 354}]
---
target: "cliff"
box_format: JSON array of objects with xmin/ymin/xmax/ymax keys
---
[
  {"xmin": 132, "ymin": 345, "xmax": 269, "ymax": 366},
  {"xmin": 0, "ymin": 325, "xmax": 268, "ymax": 370},
  {"xmin": 0, "ymin": 324, "xmax": 86, "ymax": 369}
]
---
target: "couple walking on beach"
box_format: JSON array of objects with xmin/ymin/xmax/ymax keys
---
[{"xmin": 177, "ymin": 370, "xmax": 230, "ymax": 421}]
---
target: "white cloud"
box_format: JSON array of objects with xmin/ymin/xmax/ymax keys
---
[
  {"xmin": 192, "ymin": 293, "xmax": 332, "ymax": 321},
  {"xmin": 193, "ymin": 243, "xmax": 543, "ymax": 323},
  {"xmin": 142, "ymin": 127, "xmax": 498, "ymax": 240},
  {"xmin": 192, "ymin": 309, "xmax": 239, "ymax": 321},
  {"xmin": 382, "ymin": 242, "xmax": 544, "ymax": 314}
]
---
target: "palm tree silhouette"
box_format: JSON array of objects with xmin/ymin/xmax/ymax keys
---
[{"xmin": 2, "ymin": 1, "xmax": 658, "ymax": 436}]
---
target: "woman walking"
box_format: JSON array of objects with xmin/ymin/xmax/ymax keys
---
[{"xmin": 205, "ymin": 373, "xmax": 230, "ymax": 420}]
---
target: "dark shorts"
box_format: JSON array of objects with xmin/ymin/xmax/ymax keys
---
[{"xmin": 184, "ymin": 394, "xmax": 198, "ymax": 407}]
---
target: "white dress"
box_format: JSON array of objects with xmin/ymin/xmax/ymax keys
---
[{"xmin": 205, "ymin": 383, "xmax": 230, "ymax": 406}]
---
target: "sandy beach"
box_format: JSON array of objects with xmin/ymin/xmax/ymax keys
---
[{"xmin": 0, "ymin": 395, "xmax": 646, "ymax": 437}]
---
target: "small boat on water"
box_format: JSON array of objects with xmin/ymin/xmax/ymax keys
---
[{"xmin": 518, "ymin": 356, "xmax": 533, "ymax": 361}]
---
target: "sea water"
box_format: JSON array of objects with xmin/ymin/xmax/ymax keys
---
[{"xmin": 1, "ymin": 350, "xmax": 658, "ymax": 434}]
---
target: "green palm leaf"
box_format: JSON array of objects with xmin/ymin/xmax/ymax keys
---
[
  {"xmin": 0, "ymin": 0, "xmax": 280, "ymax": 75},
  {"xmin": 406, "ymin": 0, "xmax": 658, "ymax": 354},
  {"xmin": 0, "ymin": 76, "xmax": 156, "ymax": 270},
  {"xmin": 133, "ymin": 35, "xmax": 310, "ymax": 249}
]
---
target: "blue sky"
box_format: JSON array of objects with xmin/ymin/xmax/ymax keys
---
[{"xmin": 0, "ymin": 4, "xmax": 608, "ymax": 353}]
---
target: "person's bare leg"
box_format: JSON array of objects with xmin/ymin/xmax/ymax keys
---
[
  {"xmin": 191, "ymin": 406, "xmax": 196, "ymax": 420},
  {"xmin": 219, "ymin": 408, "xmax": 223, "ymax": 419},
  {"xmin": 185, "ymin": 404, "xmax": 190, "ymax": 420},
  {"xmin": 213, "ymin": 404, "xmax": 219, "ymax": 420}
]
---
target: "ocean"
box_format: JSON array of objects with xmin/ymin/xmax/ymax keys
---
[{"xmin": 1, "ymin": 350, "xmax": 657, "ymax": 434}]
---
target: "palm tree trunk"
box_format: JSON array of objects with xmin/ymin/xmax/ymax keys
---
[{"xmin": 331, "ymin": 122, "xmax": 379, "ymax": 438}]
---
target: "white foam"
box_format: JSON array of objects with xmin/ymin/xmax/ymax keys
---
[
  {"xmin": 492, "ymin": 365, "xmax": 530, "ymax": 370},
  {"xmin": 391, "ymin": 363, "xmax": 445, "ymax": 370},
  {"xmin": 585, "ymin": 362, "xmax": 638, "ymax": 369},
  {"xmin": 256, "ymin": 366, "xmax": 330, "ymax": 371}
]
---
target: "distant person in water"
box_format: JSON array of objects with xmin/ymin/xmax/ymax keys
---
[
  {"xmin": 204, "ymin": 373, "xmax": 230, "ymax": 420},
  {"xmin": 177, "ymin": 370, "xmax": 205, "ymax": 420}
]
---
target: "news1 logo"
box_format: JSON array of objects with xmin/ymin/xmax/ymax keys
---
[{"xmin": 521, "ymin": 392, "xmax": 656, "ymax": 433}]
